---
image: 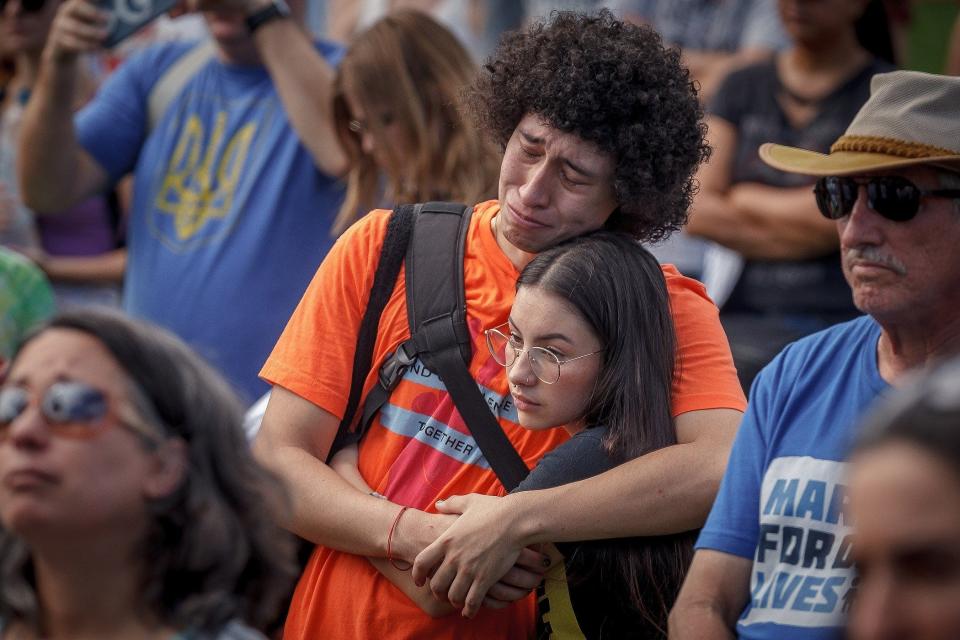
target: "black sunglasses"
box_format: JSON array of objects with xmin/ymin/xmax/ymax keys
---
[
  {"xmin": 0, "ymin": 0, "xmax": 46, "ymax": 12},
  {"xmin": 813, "ymin": 175, "xmax": 960, "ymax": 222},
  {"xmin": 0, "ymin": 381, "xmax": 159, "ymax": 441}
]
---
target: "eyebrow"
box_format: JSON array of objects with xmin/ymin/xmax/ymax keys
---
[
  {"xmin": 507, "ymin": 318, "xmax": 575, "ymax": 346},
  {"xmin": 518, "ymin": 129, "xmax": 598, "ymax": 180}
]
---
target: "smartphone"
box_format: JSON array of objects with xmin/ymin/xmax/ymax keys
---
[{"xmin": 99, "ymin": 0, "xmax": 180, "ymax": 47}]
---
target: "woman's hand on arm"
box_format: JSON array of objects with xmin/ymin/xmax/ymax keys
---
[
  {"xmin": 321, "ymin": 432, "xmax": 527, "ymax": 616},
  {"xmin": 412, "ymin": 408, "xmax": 742, "ymax": 617},
  {"xmin": 411, "ymin": 493, "xmax": 555, "ymax": 619}
]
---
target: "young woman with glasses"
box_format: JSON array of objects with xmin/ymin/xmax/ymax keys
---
[
  {"xmin": 0, "ymin": 309, "xmax": 297, "ymax": 639},
  {"xmin": 332, "ymin": 231, "xmax": 695, "ymax": 638}
]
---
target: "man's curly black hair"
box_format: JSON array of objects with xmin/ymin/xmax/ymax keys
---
[{"xmin": 466, "ymin": 10, "xmax": 709, "ymax": 242}]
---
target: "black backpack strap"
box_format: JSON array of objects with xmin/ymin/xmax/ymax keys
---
[
  {"xmin": 328, "ymin": 204, "xmax": 416, "ymax": 461},
  {"xmin": 334, "ymin": 201, "xmax": 529, "ymax": 491},
  {"xmin": 405, "ymin": 203, "xmax": 530, "ymax": 491}
]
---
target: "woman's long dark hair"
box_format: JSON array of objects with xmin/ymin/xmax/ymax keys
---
[
  {"xmin": 517, "ymin": 231, "xmax": 694, "ymax": 636},
  {"xmin": 0, "ymin": 309, "xmax": 297, "ymax": 636}
]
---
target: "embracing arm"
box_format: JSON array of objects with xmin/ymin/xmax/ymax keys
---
[
  {"xmin": 504, "ymin": 408, "xmax": 741, "ymax": 539},
  {"xmin": 247, "ymin": 5, "xmax": 348, "ymax": 177},
  {"xmin": 18, "ymin": 0, "xmax": 110, "ymax": 213},
  {"xmin": 252, "ymin": 385, "xmax": 448, "ymax": 561},
  {"xmin": 669, "ymin": 549, "xmax": 752, "ymax": 638},
  {"xmin": 412, "ymin": 408, "xmax": 742, "ymax": 617},
  {"xmin": 686, "ymin": 116, "xmax": 836, "ymax": 261},
  {"xmin": 261, "ymin": 389, "xmax": 539, "ymax": 616},
  {"xmin": 329, "ymin": 445, "xmax": 458, "ymax": 618}
]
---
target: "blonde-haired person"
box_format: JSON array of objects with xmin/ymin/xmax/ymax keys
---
[{"xmin": 330, "ymin": 9, "xmax": 500, "ymax": 235}]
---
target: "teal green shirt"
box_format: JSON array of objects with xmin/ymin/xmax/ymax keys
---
[{"xmin": 0, "ymin": 247, "xmax": 55, "ymax": 367}]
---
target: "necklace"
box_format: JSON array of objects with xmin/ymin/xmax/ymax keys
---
[{"xmin": 778, "ymin": 82, "xmax": 823, "ymax": 107}]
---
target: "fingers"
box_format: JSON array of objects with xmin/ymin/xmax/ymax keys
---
[
  {"xmin": 462, "ymin": 578, "xmax": 495, "ymax": 619},
  {"xmin": 486, "ymin": 580, "xmax": 534, "ymax": 603},
  {"xmin": 515, "ymin": 546, "xmax": 552, "ymax": 573},
  {"xmin": 427, "ymin": 563, "xmax": 457, "ymax": 603},
  {"xmin": 412, "ymin": 536, "xmax": 447, "ymax": 586},
  {"xmin": 481, "ymin": 596, "xmax": 511, "ymax": 610},
  {"xmin": 434, "ymin": 494, "xmax": 466, "ymax": 515},
  {"xmin": 445, "ymin": 569, "xmax": 474, "ymax": 609},
  {"xmin": 48, "ymin": 0, "xmax": 110, "ymax": 59},
  {"xmin": 496, "ymin": 565, "xmax": 544, "ymax": 592}
]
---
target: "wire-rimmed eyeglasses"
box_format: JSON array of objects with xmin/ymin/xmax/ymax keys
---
[{"xmin": 485, "ymin": 324, "xmax": 602, "ymax": 385}]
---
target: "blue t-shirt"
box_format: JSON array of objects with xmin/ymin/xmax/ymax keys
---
[
  {"xmin": 696, "ymin": 315, "xmax": 889, "ymax": 639},
  {"xmin": 76, "ymin": 41, "xmax": 344, "ymax": 402}
]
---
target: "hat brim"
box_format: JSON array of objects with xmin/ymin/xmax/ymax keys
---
[{"xmin": 759, "ymin": 143, "xmax": 960, "ymax": 177}]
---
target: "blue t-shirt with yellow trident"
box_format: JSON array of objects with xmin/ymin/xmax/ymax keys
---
[{"xmin": 76, "ymin": 40, "xmax": 344, "ymax": 403}]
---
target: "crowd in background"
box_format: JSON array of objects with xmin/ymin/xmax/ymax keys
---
[{"xmin": 1, "ymin": 1, "xmax": 960, "ymax": 639}]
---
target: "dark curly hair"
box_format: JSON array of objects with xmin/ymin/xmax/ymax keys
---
[{"xmin": 466, "ymin": 10, "xmax": 709, "ymax": 242}]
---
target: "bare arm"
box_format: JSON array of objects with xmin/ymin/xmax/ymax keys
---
[
  {"xmin": 329, "ymin": 445, "xmax": 458, "ymax": 618},
  {"xmin": 668, "ymin": 549, "xmax": 752, "ymax": 639},
  {"xmin": 18, "ymin": 0, "xmax": 110, "ymax": 213},
  {"xmin": 412, "ymin": 407, "xmax": 742, "ymax": 617},
  {"xmin": 252, "ymin": 385, "xmax": 449, "ymax": 561},
  {"xmin": 245, "ymin": 3, "xmax": 348, "ymax": 177},
  {"xmin": 686, "ymin": 116, "xmax": 837, "ymax": 260},
  {"xmin": 258, "ymin": 387, "xmax": 543, "ymax": 613},
  {"xmin": 25, "ymin": 247, "xmax": 125, "ymax": 284}
]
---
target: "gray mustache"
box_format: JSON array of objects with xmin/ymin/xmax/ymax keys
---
[{"xmin": 844, "ymin": 246, "xmax": 908, "ymax": 276}]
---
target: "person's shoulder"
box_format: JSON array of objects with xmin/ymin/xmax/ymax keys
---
[
  {"xmin": 514, "ymin": 427, "xmax": 616, "ymax": 493},
  {"xmin": 781, "ymin": 315, "xmax": 876, "ymax": 357},
  {"xmin": 708, "ymin": 58, "xmax": 777, "ymax": 118},
  {"xmin": 718, "ymin": 58, "xmax": 776, "ymax": 92},
  {"xmin": 117, "ymin": 40, "xmax": 206, "ymax": 76},
  {"xmin": 760, "ymin": 315, "xmax": 878, "ymax": 385},
  {"xmin": 325, "ymin": 208, "xmax": 395, "ymax": 264},
  {"xmin": 662, "ymin": 265, "xmax": 721, "ymax": 319},
  {"xmin": 662, "ymin": 264, "xmax": 710, "ymax": 300},
  {"xmin": 338, "ymin": 208, "xmax": 393, "ymax": 240}
]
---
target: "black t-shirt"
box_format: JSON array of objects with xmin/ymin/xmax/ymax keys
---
[
  {"xmin": 709, "ymin": 57, "xmax": 894, "ymax": 319},
  {"xmin": 515, "ymin": 427, "xmax": 693, "ymax": 639}
]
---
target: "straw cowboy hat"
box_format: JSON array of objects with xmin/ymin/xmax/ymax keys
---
[{"xmin": 759, "ymin": 70, "xmax": 960, "ymax": 176}]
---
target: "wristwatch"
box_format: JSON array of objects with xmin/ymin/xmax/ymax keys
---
[{"xmin": 245, "ymin": 0, "xmax": 291, "ymax": 33}]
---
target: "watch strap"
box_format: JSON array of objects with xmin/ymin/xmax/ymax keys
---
[{"xmin": 245, "ymin": 0, "xmax": 290, "ymax": 33}]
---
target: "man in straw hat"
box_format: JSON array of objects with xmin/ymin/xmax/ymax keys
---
[{"xmin": 670, "ymin": 69, "xmax": 960, "ymax": 639}]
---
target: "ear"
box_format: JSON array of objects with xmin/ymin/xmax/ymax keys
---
[{"xmin": 143, "ymin": 437, "xmax": 188, "ymax": 500}]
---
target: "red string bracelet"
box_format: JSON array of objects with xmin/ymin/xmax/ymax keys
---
[{"xmin": 387, "ymin": 506, "xmax": 412, "ymax": 571}]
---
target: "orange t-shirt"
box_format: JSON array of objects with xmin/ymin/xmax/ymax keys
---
[{"xmin": 261, "ymin": 200, "xmax": 746, "ymax": 639}]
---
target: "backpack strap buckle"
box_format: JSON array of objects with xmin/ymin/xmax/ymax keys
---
[{"xmin": 378, "ymin": 339, "xmax": 417, "ymax": 391}]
